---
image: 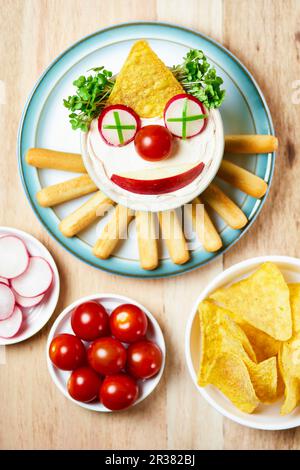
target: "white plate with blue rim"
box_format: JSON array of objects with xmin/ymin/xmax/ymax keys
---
[{"xmin": 18, "ymin": 22, "xmax": 275, "ymax": 278}]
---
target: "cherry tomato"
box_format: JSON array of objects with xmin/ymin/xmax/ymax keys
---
[
  {"xmin": 71, "ymin": 301, "xmax": 110, "ymax": 341},
  {"xmin": 100, "ymin": 374, "xmax": 139, "ymax": 411},
  {"xmin": 87, "ymin": 337, "xmax": 127, "ymax": 375},
  {"xmin": 67, "ymin": 367, "xmax": 102, "ymax": 403},
  {"xmin": 134, "ymin": 125, "xmax": 173, "ymax": 161},
  {"xmin": 49, "ymin": 333, "xmax": 86, "ymax": 371},
  {"xmin": 110, "ymin": 303, "xmax": 148, "ymax": 343},
  {"xmin": 127, "ymin": 340, "xmax": 163, "ymax": 379}
]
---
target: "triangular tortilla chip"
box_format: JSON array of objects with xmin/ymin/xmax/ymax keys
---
[
  {"xmin": 288, "ymin": 283, "xmax": 300, "ymax": 334},
  {"xmin": 107, "ymin": 40, "xmax": 183, "ymax": 118},
  {"xmin": 278, "ymin": 331, "xmax": 300, "ymax": 414},
  {"xmin": 246, "ymin": 357, "xmax": 278, "ymax": 403},
  {"xmin": 197, "ymin": 300, "xmax": 256, "ymax": 386},
  {"xmin": 208, "ymin": 353, "xmax": 259, "ymax": 413},
  {"xmin": 210, "ymin": 262, "xmax": 292, "ymax": 340}
]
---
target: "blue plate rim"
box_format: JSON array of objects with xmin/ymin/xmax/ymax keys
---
[{"xmin": 17, "ymin": 21, "xmax": 275, "ymax": 279}]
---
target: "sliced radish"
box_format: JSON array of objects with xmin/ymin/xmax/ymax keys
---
[
  {"xmin": 98, "ymin": 104, "xmax": 141, "ymax": 146},
  {"xmin": 0, "ymin": 305, "xmax": 22, "ymax": 338},
  {"xmin": 164, "ymin": 93, "xmax": 208, "ymax": 139},
  {"xmin": 0, "ymin": 236, "xmax": 29, "ymax": 279},
  {"xmin": 13, "ymin": 290, "xmax": 44, "ymax": 308},
  {"xmin": 0, "ymin": 277, "xmax": 9, "ymax": 286},
  {"xmin": 0, "ymin": 284, "xmax": 15, "ymax": 320},
  {"xmin": 11, "ymin": 257, "xmax": 53, "ymax": 298}
]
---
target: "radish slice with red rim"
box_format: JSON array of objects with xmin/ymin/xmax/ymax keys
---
[
  {"xmin": 164, "ymin": 93, "xmax": 208, "ymax": 139},
  {"xmin": 11, "ymin": 257, "xmax": 53, "ymax": 298},
  {"xmin": 0, "ymin": 306, "xmax": 22, "ymax": 338},
  {"xmin": 0, "ymin": 236, "xmax": 29, "ymax": 279},
  {"xmin": 13, "ymin": 290, "xmax": 44, "ymax": 308},
  {"xmin": 0, "ymin": 284, "xmax": 15, "ymax": 320},
  {"xmin": 98, "ymin": 104, "xmax": 141, "ymax": 146},
  {"xmin": 0, "ymin": 277, "xmax": 9, "ymax": 286}
]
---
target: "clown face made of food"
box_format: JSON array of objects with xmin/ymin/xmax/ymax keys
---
[{"xmin": 67, "ymin": 41, "xmax": 225, "ymax": 211}]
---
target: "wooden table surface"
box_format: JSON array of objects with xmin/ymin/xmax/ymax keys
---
[{"xmin": 0, "ymin": 0, "xmax": 299, "ymax": 450}]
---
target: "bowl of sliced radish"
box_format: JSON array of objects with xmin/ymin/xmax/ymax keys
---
[{"xmin": 0, "ymin": 227, "xmax": 60, "ymax": 345}]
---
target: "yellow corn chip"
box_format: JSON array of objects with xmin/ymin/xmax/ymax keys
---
[
  {"xmin": 107, "ymin": 40, "xmax": 183, "ymax": 118},
  {"xmin": 236, "ymin": 322, "xmax": 281, "ymax": 362},
  {"xmin": 279, "ymin": 333, "xmax": 300, "ymax": 414},
  {"xmin": 289, "ymin": 283, "xmax": 300, "ymax": 334},
  {"xmin": 210, "ymin": 262, "xmax": 292, "ymax": 341},
  {"xmin": 208, "ymin": 353, "xmax": 259, "ymax": 413},
  {"xmin": 197, "ymin": 300, "xmax": 256, "ymax": 386},
  {"xmin": 246, "ymin": 357, "xmax": 278, "ymax": 403}
]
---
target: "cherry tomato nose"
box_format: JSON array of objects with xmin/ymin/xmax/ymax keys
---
[{"xmin": 134, "ymin": 125, "xmax": 173, "ymax": 162}]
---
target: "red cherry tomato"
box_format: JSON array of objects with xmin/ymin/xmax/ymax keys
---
[
  {"xmin": 100, "ymin": 374, "xmax": 139, "ymax": 411},
  {"xmin": 134, "ymin": 125, "xmax": 173, "ymax": 161},
  {"xmin": 49, "ymin": 333, "xmax": 86, "ymax": 371},
  {"xmin": 67, "ymin": 367, "xmax": 102, "ymax": 403},
  {"xmin": 110, "ymin": 303, "xmax": 148, "ymax": 343},
  {"xmin": 87, "ymin": 337, "xmax": 127, "ymax": 375},
  {"xmin": 71, "ymin": 301, "xmax": 110, "ymax": 341},
  {"xmin": 127, "ymin": 340, "xmax": 163, "ymax": 379}
]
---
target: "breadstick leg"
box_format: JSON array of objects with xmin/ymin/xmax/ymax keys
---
[
  {"xmin": 93, "ymin": 205, "xmax": 134, "ymax": 260},
  {"xmin": 136, "ymin": 211, "xmax": 159, "ymax": 270},
  {"xmin": 158, "ymin": 210, "xmax": 190, "ymax": 265},
  {"xmin": 218, "ymin": 160, "xmax": 268, "ymax": 198},
  {"xmin": 191, "ymin": 197, "xmax": 222, "ymax": 252},
  {"xmin": 202, "ymin": 183, "xmax": 248, "ymax": 230},
  {"xmin": 224, "ymin": 135, "xmax": 278, "ymax": 154},
  {"xmin": 26, "ymin": 148, "xmax": 86, "ymax": 173},
  {"xmin": 36, "ymin": 175, "xmax": 97, "ymax": 207},
  {"xmin": 59, "ymin": 191, "xmax": 113, "ymax": 237}
]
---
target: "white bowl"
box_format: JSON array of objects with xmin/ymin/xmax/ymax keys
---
[
  {"xmin": 185, "ymin": 255, "xmax": 300, "ymax": 430},
  {"xmin": 0, "ymin": 226, "xmax": 60, "ymax": 345},
  {"xmin": 81, "ymin": 110, "xmax": 224, "ymax": 212},
  {"xmin": 46, "ymin": 293, "xmax": 166, "ymax": 412}
]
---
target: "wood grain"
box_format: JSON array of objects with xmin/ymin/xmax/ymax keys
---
[{"xmin": 0, "ymin": 0, "xmax": 297, "ymax": 451}]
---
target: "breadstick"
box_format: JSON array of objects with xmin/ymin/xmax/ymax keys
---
[
  {"xmin": 136, "ymin": 211, "xmax": 159, "ymax": 270},
  {"xmin": 191, "ymin": 197, "xmax": 222, "ymax": 252},
  {"xmin": 224, "ymin": 135, "xmax": 278, "ymax": 154},
  {"xmin": 202, "ymin": 183, "xmax": 248, "ymax": 230},
  {"xmin": 158, "ymin": 210, "xmax": 190, "ymax": 265},
  {"xmin": 218, "ymin": 160, "xmax": 268, "ymax": 198},
  {"xmin": 59, "ymin": 191, "xmax": 113, "ymax": 237},
  {"xmin": 26, "ymin": 148, "xmax": 86, "ymax": 173},
  {"xmin": 36, "ymin": 175, "xmax": 97, "ymax": 207},
  {"xmin": 93, "ymin": 205, "xmax": 134, "ymax": 259}
]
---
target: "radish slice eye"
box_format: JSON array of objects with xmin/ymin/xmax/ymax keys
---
[
  {"xmin": 164, "ymin": 93, "xmax": 208, "ymax": 139},
  {"xmin": 98, "ymin": 104, "xmax": 141, "ymax": 147}
]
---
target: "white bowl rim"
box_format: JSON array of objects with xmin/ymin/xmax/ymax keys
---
[
  {"xmin": 185, "ymin": 255, "xmax": 300, "ymax": 430},
  {"xmin": 0, "ymin": 226, "xmax": 60, "ymax": 345},
  {"xmin": 46, "ymin": 293, "xmax": 166, "ymax": 412}
]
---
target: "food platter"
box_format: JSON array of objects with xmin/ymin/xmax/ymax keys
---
[{"xmin": 18, "ymin": 22, "xmax": 275, "ymax": 278}]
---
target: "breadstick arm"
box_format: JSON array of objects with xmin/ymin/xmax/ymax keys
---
[
  {"xmin": 191, "ymin": 197, "xmax": 222, "ymax": 252},
  {"xmin": 26, "ymin": 148, "xmax": 86, "ymax": 173},
  {"xmin": 158, "ymin": 210, "xmax": 190, "ymax": 265},
  {"xmin": 136, "ymin": 211, "xmax": 159, "ymax": 270},
  {"xmin": 36, "ymin": 175, "xmax": 97, "ymax": 207},
  {"xmin": 224, "ymin": 135, "xmax": 278, "ymax": 154},
  {"xmin": 202, "ymin": 183, "xmax": 248, "ymax": 230},
  {"xmin": 218, "ymin": 160, "xmax": 268, "ymax": 198}
]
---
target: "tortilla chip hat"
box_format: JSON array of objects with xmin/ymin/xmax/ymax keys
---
[{"xmin": 107, "ymin": 40, "xmax": 183, "ymax": 118}]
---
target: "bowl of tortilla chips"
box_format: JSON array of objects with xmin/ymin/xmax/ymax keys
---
[{"xmin": 185, "ymin": 256, "xmax": 300, "ymax": 430}]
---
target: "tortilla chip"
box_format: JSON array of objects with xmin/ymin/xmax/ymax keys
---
[
  {"xmin": 279, "ymin": 333, "xmax": 300, "ymax": 414},
  {"xmin": 210, "ymin": 262, "xmax": 292, "ymax": 341},
  {"xmin": 208, "ymin": 353, "xmax": 259, "ymax": 413},
  {"xmin": 197, "ymin": 300, "xmax": 256, "ymax": 386},
  {"xmin": 289, "ymin": 283, "xmax": 300, "ymax": 334},
  {"xmin": 238, "ymin": 323, "xmax": 281, "ymax": 362},
  {"xmin": 107, "ymin": 40, "xmax": 183, "ymax": 118},
  {"xmin": 246, "ymin": 357, "xmax": 278, "ymax": 403}
]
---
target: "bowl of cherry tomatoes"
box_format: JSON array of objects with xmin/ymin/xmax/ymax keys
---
[{"xmin": 46, "ymin": 294, "xmax": 165, "ymax": 412}]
